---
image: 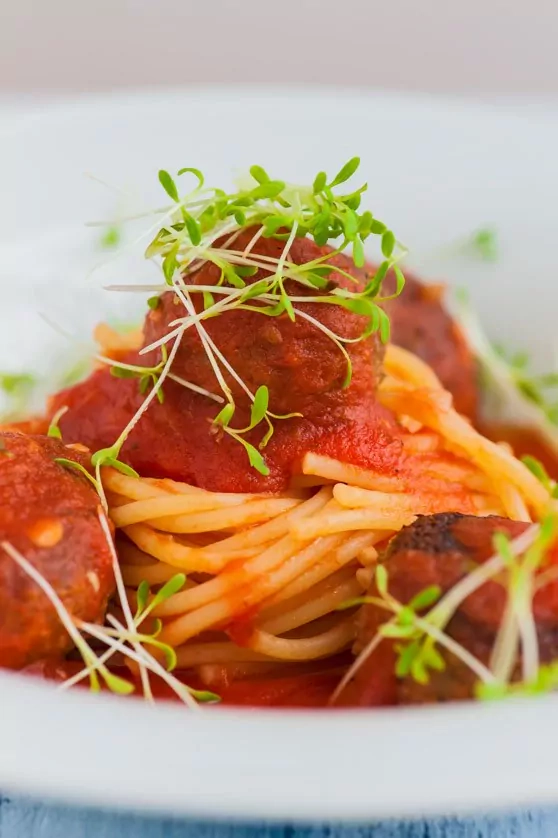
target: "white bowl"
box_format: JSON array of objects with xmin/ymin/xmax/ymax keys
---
[{"xmin": 0, "ymin": 88, "xmax": 557, "ymax": 821}]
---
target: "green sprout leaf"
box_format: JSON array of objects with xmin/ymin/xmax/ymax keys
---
[
  {"xmin": 381, "ymin": 230, "xmax": 395, "ymax": 258},
  {"xmin": 100, "ymin": 226, "xmax": 121, "ymax": 249},
  {"xmin": 147, "ymin": 295, "xmax": 161, "ymax": 311},
  {"xmin": 249, "ymin": 386, "xmax": 269, "ymax": 429},
  {"xmin": 250, "ymin": 181, "xmax": 286, "ymax": 200},
  {"xmin": 330, "ymin": 156, "xmax": 360, "ymax": 187},
  {"xmin": 54, "ymin": 458, "xmax": 99, "ymax": 491},
  {"xmin": 177, "ymin": 166, "xmax": 205, "ymax": 189},
  {"xmin": 243, "ymin": 441, "xmax": 270, "ymax": 476},
  {"xmin": 408, "ymin": 585, "xmax": 442, "ymax": 612},
  {"xmin": 377, "ymin": 308, "xmax": 391, "ymax": 344},
  {"xmin": 313, "ymin": 171, "xmax": 327, "ymax": 194},
  {"xmin": 392, "ymin": 264, "xmax": 406, "ymax": 296},
  {"xmin": 475, "ymin": 681, "xmax": 510, "ymax": 701},
  {"xmin": 250, "ymin": 165, "xmax": 270, "ymax": 185},
  {"xmin": 135, "ymin": 573, "xmax": 186, "ymax": 624},
  {"xmin": 188, "ymin": 688, "xmax": 221, "ymax": 703},
  {"xmin": 472, "ymin": 227, "xmax": 498, "ymax": 262},
  {"xmin": 47, "ymin": 405, "xmax": 68, "ymax": 439},
  {"xmin": 375, "ymin": 564, "xmax": 389, "ymax": 597},
  {"xmin": 370, "ymin": 219, "xmax": 386, "ymax": 235},
  {"xmin": 150, "ymin": 573, "xmax": 187, "ymax": 610},
  {"xmin": 101, "ymin": 458, "xmax": 140, "ymax": 478},
  {"xmin": 395, "ymin": 640, "xmax": 421, "ymax": 678},
  {"xmin": 140, "ymin": 636, "xmax": 178, "ymax": 672},
  {"xmin": 493, "ymin": 531, "xmax": 517, "ymax": 568},
  {"xmin": 110, "ymin": 366, "xmax": 137, "ymax": 379},
  {"xmin": 136, "ymin": 580, "xmax": 150, "ymax": 617},
  {"xmin": 184, "ymin": 214, "xmax": 202, "ymax": 246},
  {"xmin": 342, "ymin": 209, "xmax": 359, "ymax": 239},
  {"xmin": 163, "ymin": 251, "xmax": 178, "ymax": 284},
  {"xmin": 0, "ymin": 373, "xmax": 36, "ymax": 397},
  {"xmin": 214, "ymin": 403, "xmax": 235, "ymax": 427},
  {"xmin": 380, "ymin": 623, "xmax": 417, "ymax": 639},
  {"xmin": 352, "ymin": 237, "xmax": 365, "ymax": 268},
  {"xmin": 103, "ymin": 671, "xmax": 135, "ymax": 695},
  {"xmin": 158, "ymin": 169, "xmax": 180, "ymax": 202},
  {"xmin": 521, "ymin": 455, "xmax": 555, "ymax": 493}
]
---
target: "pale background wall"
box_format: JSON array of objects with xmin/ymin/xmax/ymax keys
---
[{"xmin": 1, "ymin": 0, "xmax": 558, "ymax": 95}]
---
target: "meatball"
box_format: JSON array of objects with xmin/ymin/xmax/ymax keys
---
[
  {"xmin": 0, "ymin": 432, "xmax": 114, "ymax": 669},
  {"xmin": 336, "ymin": 513, "xmax": 558, "ymax": 706},
  {"xmin": 382, "ymin": 270, "xmax": 478, "ymax": 419},
  {"xmin": 50, "ymin": 229, "xmax": 403, "ymax": 492}
]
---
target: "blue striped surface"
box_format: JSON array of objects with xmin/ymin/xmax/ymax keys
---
[{"xmin": 0, "ymin": 797, "xmax": 557, "ymax": 837}]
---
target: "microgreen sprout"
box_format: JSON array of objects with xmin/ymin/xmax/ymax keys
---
[
  {"xmin": 332, "ymin": 562, "xmax": 496, "ymax": 705},
  {"xmin": 455, "ymin": 292, "xmax": 558, "ymax": 459},
  {"xmin": 492, "ymin": 343, "xmax": 558, "ymax": 425},
  {"xmin": 488, "ymin": 515, "xmax": 558, "ymax": 685},
  {"xmin": 3, "ymin": 529, "xmax": 218, "ymax": 707},
  {"xmin": 54, "ymin": 457, "xmax": 101, "ymax": 492},
  {"xmin": 110, "ymin": 345, "xmax": 169, "ymax": 403},
  {"xmin": 67, "ymin": 563, "xmax": 219, "ymax": 705},
  {"xmin": 470, "ymin": 227, "xmax": 498, "ymax": 262},
  {"xmin": 333, "ymin": 518, "xmax": 558, "ymax": 703},
  {"xmin": 47, "ymin": 405, "xmax": 68, "ymax": 439},
  {"xmin": 82, "ymin": 160, "xmax": 405, "ymax": 476},
  {"xmin": 1, "ymin": 539, "xmax": 133, "ymax": 695},
  {"xmin": 100, "ymin": 225, "xmax": 122, "ymax": 249},
  {"xmin": 477, "ymin": 660, "xmax": 558, "ymax": 700},
  {"xmin": 337, "ymin": 565, "xmax": 488, "ymax": 686},
  {"xmin": 0, "ymin": 372, "xmax": 37, "ymax": 420},
  {"xmin": 103, "ymin": 158, "xmax": 405, "ymax": 474},
  {"xmin": 212, "ymin": 384, "xmax": 302, "ymax": 476},
  {"xmin": 521, "ymin": 455, "xmax": 558, "ymax": 498}
]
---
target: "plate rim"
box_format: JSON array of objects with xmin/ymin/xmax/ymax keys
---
[{"xmin": 2, "ymin": 87, "xmax": 558, "ymax": 821}]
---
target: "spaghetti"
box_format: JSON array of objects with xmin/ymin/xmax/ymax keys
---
[{"xmin": 101, "ymin": 345, "xmax": 547, "ymax": 690}]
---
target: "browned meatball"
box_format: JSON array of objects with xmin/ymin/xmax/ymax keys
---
[
  {"xmin": 0, "ymin": 432, "xmax": 114, "ymax": 669},
  {"xmin": 51, "ymin": 229, "xmax": 403, "ymax": 492},
  {"xmin": 336, "ymin": 513, "xmax": 558, "ymax": 706},
  {"xmin": 382, "ymin": 270, "xmax": 478, "ymax": 419},
  {"xmin": 144, "ymin": 229, "xmax": 385, "ymax": 420}
]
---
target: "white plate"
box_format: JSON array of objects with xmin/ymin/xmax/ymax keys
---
[{"xmin": 1, "ymin": 88, "xmax": 558, "ymax": 822}]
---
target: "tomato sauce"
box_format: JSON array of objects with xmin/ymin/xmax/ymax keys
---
[{"xmin": 27, "ymin": 658, "xmax": 348, "ymax": 709}]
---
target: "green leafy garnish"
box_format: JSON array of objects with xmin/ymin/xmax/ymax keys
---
[
  {"xmin": 134, "ymin": 573, "xmax": 187, "ymax": 623},
  {"xmin": 100, "ymin": 160, "xmax": 406, "ymax": 476},
  {"xmin": 47, "ymin": 405, "xmax": 68, "ymax": 439},
  {"xmin": 0, "ymin": 373, "xmax": 36, "ymax": 396},
  {"xmin": 0, "ymin": 372, "xmax": 37, "ymax": 420},
  {"xmin": 471, "ymin": 227, "xmax": 498, "ymax": 262},
  {"xmin": 109, "ymin": 346, "xmax": 168, "ymax": 405},
  {"xmin": 477, "ymin": 660, "xmax": 558, "ymax": 700},
  {"xmin": 131, "ymin": 574, "xmax": 187, "ymax": 672},
  {"xmin": 100, "ymin": 225, "xmax": 121, "ymax": 249},
  {"xmin": 54, "ymin": 457, "xmax": 100, "ymax": 491},
  {"xmin": 521, "ymin": 455, "xmax": 558, "ymax": 497},
  {"xmin": 455, "ymin": 293, "xmax": 558, "ymax": 460},
  {"xmin": 103, "ymin": 670, "xmax": 135, "ymax": 694},
  {"xmin": 339, "ymin": 568, "xmax": 446, "ymax": 686}
]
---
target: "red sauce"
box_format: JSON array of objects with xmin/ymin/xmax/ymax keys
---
[
  {"xmin": 49, "ymin": 230, "xmax": 408, "ymax": 494},
  {"xmin": 27, "ymin": 658, "xmax": 347, "ymax": 709}
]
